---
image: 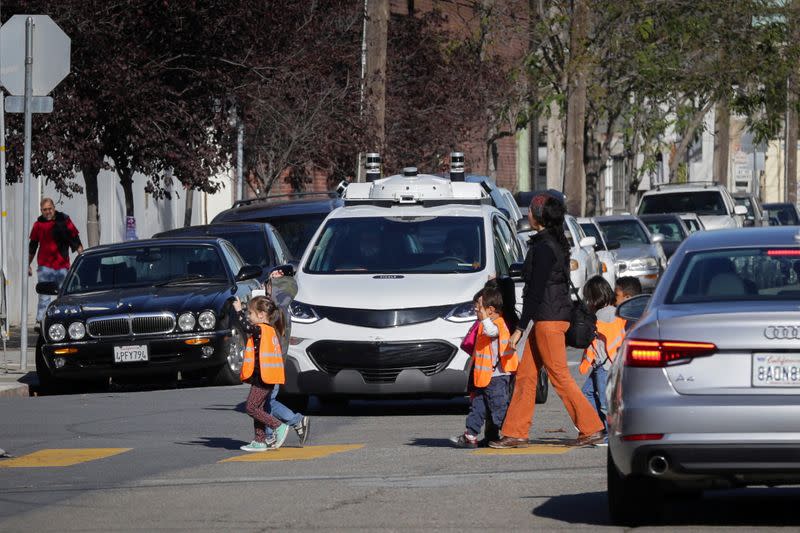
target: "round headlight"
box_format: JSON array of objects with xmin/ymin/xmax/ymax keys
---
[
  {"xmin": 178, "ymin": 312, "xmax": 196, "ymax": 332},
  {"xmin": 198, "ymin": 311, "xmax": 216, "ymax": 330},
  {"xmin": 48, "ymin": 323, "xmax": 66, "ymax": 342},
  {"xmin": 68, "ymin": 322, "xmax": 85, "ymax": 340}
]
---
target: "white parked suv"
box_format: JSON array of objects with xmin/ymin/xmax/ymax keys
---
[
  {"xmin": 283, "ymin": 170, "xmax": 529, "ymax": 404},
  {"xmin": 637, "ymin": 182, "xmax": 747, "ymax": 230}
]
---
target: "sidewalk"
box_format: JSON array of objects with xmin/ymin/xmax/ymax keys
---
[{"xmin": 0, "ymin": 350, "xmax": 37, "ymax": 397}]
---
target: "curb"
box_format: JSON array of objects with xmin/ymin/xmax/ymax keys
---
[{"xmin": 0, "ymin": 382, "xmax": 30, "ymax": 398}]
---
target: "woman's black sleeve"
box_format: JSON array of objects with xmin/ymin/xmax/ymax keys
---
[{"xmin": 517, "ymin": 244, "xmax": 557, "ymax": 331}]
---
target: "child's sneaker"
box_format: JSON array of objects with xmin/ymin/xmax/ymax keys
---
[
  {"xmin": 273, "ymin": 424, "xmax": 290, "ymax": 449},
  {"xmin": 449, "ymin": 432, "xmax": 478, "ymax": 448},
  {"xmin": 293, "ymin": 416, "xmax": 310, "ymax": 445},
  {"xmin": 240, "ymin": 440, "xmax": 269, "ymax": 452}
]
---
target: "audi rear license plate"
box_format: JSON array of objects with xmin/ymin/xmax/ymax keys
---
[
  {"xmin": 114, "ymin": 344, "xmax": 149, "ymax": 363},
  {"xmin": 752, "ymin": 354, "xmax": 800, "ymax": 386}
]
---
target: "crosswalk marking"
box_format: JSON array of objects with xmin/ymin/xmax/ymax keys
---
[
  {"xmin": 471, "ymin": 444, "xmax": 572, "ymax": 456},
  {"xmin": 220, "ymin": 444, "xmax": 364, "ymax": 463},
  {"xmin": 0, "ymin": 448, "xmax": 131, "ymax": 467}
]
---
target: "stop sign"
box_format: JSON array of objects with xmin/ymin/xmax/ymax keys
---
[{"xmin": 0, "ymin": 15, "xmax": 71, "ymax": 96}]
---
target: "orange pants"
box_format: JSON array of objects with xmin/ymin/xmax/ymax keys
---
[{"xmin": 501, "ymin": 321, "xmax": 605, "ymax": 439}]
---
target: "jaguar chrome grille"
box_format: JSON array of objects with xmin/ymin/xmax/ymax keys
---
[{"xmin": 87, "ymin": 313, "xmax": 176, "ymax": 338}]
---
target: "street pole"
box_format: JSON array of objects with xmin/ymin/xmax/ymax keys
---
[
  {"xmin": 19, "ymin": 16, "xmax": 33, "ymax": 371},
  {"xmin": 0, "ymin": 88, "xmax": 6, "ymax": 343},
  {"xmin": 236, "ymin": 117, "xmax": 243, "ymax": 201}
]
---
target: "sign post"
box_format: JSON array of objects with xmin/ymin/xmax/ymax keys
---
[{"xmin": 0, "ymin": 14, "xmax": 71, "ymax": 371}]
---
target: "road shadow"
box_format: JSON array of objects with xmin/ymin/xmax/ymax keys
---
[
  {"xmin": 177, "ymin": 437, "xmax": 246, "ymax": 450},
  {"xmin": 311, "ymin": 397, "xmax": 470, "ymax": 417},
  {"xmin": 533, "ymin": 487, "xmax": 800, "ymax": 527},
  {"xmin": 203, "ymin": 402, "xmax": 246, "ymax": 413},
  {"xmin": 408, "ymin": 438, "xmax": 458, "ymax": 449}
]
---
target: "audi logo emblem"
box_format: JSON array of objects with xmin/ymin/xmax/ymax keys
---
[{"xmin": 764, "ymin": 326, "xmax": 800, "ymax": 340}]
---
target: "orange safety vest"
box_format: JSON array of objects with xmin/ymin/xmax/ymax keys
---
[
  {"xmin": 473, "ymin": 317, "xmax": 518, "ymax": 388},
  {"xmin": 240, "ymin": 324, "xmax": 285, "ymax": 385},
  {"xmin": 580, "ymin": 316, "xmax": 627, "ymax": 375}
]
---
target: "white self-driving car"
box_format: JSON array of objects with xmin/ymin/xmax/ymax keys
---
[{"xmin": 283, "ymin": 169, "xmax": 529, "ymax": 405}]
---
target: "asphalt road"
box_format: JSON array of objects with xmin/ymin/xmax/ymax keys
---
[{"xmin": 2, "ymin": 352, "xmax": 800, "ymax": 532}]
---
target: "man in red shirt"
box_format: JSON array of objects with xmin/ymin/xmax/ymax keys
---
[{"xmin": 28, "ymin": 198, "xmax": 83, "ymax": 324}]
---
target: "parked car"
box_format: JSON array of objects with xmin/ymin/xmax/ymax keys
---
[
  {"xmin": 34, "ymin": 237, "xmax": 263, "ymax": 391},
  {"xmin": 563, "ymin": 215, "xmax": 602, "ymax": 294},
  {"xmin": 607, "ymin": 227, "xmax": 800, "ymax": 525},
  {"xmin": 465, "ymin": 176, "xmax": 527, "ymax": 231},
  {"xmin": 637, "ymin": 182, "xmax": 747, "ymax": 230},
  {"xmin": 212, "ymin": 192, "xmax": 343, "ymax": 259},
  {"xmin": 679, "ymin": 212, "xmax": 705, "ymax": 233},
  {"xmin": 638, "ymin": 214, "xmax": 690, "ymax": 259},
  {"xmin": 594, "ymin": 215, "xmax": 666, "ymax": 291},
  {"xmin": 733, "ymin": 192, "xmax": 767, "ymax": 227},
  {"xmin": 153, "ymin": 222, "xmax": 293, "ymax": 282},
  {"xmin": 763, "ymin": 202, "xmax": 800, "ymax": 226},
  {"xmin": 577, "ymin": 217, "xmax": 620, "ymax": 288}
]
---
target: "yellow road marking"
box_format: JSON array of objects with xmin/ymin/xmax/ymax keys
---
[
  {"xmin": 0, "ymin": 448, "xmax": 131, "ymax": 467},
  {"xmin": 220, "ymin": 444, "xmax": 364, "ymax": 463},
  {"xmin": 471, "ymin": 444, "xmax": 572, "ymax": 456}
]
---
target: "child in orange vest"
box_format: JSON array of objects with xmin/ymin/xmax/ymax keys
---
[
  {"xmin": 580, "ymin": 276, "xmax": 627, "ymax": 432},
  {"xmin": 451, "ymin": 285, "xmax": 518, "ymax": 448},
  {"xmin": 234, "ymin": 296, "xmax": 290, "ymax": 452}
]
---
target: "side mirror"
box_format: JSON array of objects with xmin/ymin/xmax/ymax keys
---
[
  {"xmin": 36, "ymin": 281, "xmax": 59, "ymax": 295},
  {"xmin": 606, "ymin": 240, "xmax": 621, "ymax": 251},
  {"xmin": 509, "ymin": 261, "xmax": 524, "ymax": 280},
  {"xmin": 617, "ymin": 294, "xmax": 651, "ymax": 322},
  {"xmin": 579, "ymin": 236, "xmax": 596, "ymax": 249},
  {"xmin": 734, "ymin": 205, "xmax": 748, "ymax": 216},
  {"xmin": 516, "ymin": 218, "xmax": 532, "ymax": 233},
  {"xmin": 498, "ymin": 207, "xmax": 511, "ymax": 219},
  {"xmin": 236, "ymin": 264, "xmax": 263, "ymax": 282},
  {"xmin": 742, "ymin": 218, "xmax": 755, "ymax": 227},
  {"xmin": 269, "ymin": 263, "xmax": 296, "ymax": 277},
  {"xmin": 651, "ymin": 233, "xmax": 665, "ymax": 244}
]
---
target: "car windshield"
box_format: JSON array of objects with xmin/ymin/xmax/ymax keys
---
[
  {"xmin": 268, "ymin": 214, "xmax": 328, "ymax": 258},
  {"xmin": 765, "ymin": 205, "xmax": 799, "ymax": 226},
  {"xmin": 305, "ymin": 216, "xmax": 485, "ymax": 274},
  {"xmin": 597, "ymin": 220, "xmax": 650, "ymax": 246},
  {"xmin": 64, "ymin": 245, "xmax": 227, "ymax": 294},
  {"xmin": 639, "ymin": 191, "xmax": 727, "ymax": 216},
  {"xmin": 206, "ymin": 230, "xmax": 269, "ymax": 267},
  {"xmin": 667, "ymin": 248, "xmax": 800, "ymax": 303},
  {"xmin": 579, "ymin": 223, "xmax": 604, "ymax": 249},
  {"xmin": 644, "ymin": 221, "xmax": 685, "ymax": 242}
]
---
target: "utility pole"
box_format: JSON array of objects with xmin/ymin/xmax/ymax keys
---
[
  {"xmin": 564, "ymin": 0, "xmax": 588, "ymax": 215},
  {"xmin": 364, "ymin": 0, "xmax": 388, "ymax": 158},
  {"xmin": 713, "ymin": 97, "xmax": 730, "ymax": 189},
  {"xmin": 787, "ymin": 75, "xmax": 798, "ymax": 205}
]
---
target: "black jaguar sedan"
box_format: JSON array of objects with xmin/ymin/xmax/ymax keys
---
[{"xmin": 35, "ymin": 237, "xmax": 262, "ymax": 391}]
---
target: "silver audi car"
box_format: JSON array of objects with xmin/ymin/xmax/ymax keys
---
[{"xmin": 607, "ymin": 226, "xmax": 800, "ymax": 526}]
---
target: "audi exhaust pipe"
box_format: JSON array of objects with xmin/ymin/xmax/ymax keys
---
[{"xmin": 648, "ymin": 455, "xmax": 669, "ymax": 476}]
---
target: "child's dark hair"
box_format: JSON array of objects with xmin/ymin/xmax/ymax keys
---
[
  {"xmin": 615, "ymin": 276, "xmax": 643, "ymax": 298},
  {"xmin": 473, "ymin": 289, "xmax": 483, "ymax": 303},
  {"xmin": 481, "ymin": 285, "xmax": 503, "ymax": 313},
  {"xmin": 248, "ymin": 295, "xmax": 286, "ymax": 339},
  {"xmin": 583, "ymin": 276, "xmax": 615, "ymax": 313}
]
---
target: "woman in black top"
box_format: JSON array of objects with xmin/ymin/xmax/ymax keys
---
[{"xmin": 490, "ymin": 193, "xmax": 605, "ymax": 448}]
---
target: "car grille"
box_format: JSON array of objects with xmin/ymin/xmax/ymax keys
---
[
  {"xmin": 87, "ymin": 313, "xmax": 176, "ymax": 338},
  {"xmin": 307, "ymin": 340, "xmax": 456, "ymax": 383},
  {"xmin": 312, "ymin": 304, "xmax": 453, "ymax": 328}
]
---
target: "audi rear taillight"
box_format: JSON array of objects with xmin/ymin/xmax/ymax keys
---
[{"xmin": 624, "ymin": 339, "xmax": 717, "ymax": 367}]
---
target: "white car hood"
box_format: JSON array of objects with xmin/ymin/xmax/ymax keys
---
[
  {"xmin": 295, "ymin": 272, "xmax": 487, "ymax": 309},
  {"xmin": 614, "ymin": 244, "xmax": 657, "ymax": 261}
]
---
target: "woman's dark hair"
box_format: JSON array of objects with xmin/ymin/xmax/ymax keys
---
[
  {"xmin": 582, "ymin": 275, "xmax": 615, "ymax": 313},
  {"xmin": 535, "ymin": 196, "xmax": 569, "ymax": 255}
]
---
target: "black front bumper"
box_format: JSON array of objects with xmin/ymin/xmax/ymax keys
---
[{"xmin": 42, "ymin": 330, "xmax": 232, "ymax": 379}]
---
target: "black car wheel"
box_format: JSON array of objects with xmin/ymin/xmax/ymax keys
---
[
  {"xmin": 278, "ymin": 393, "xmax": 310, "ymax": 413},
  {"xmin": 607, "ymin": 449, "xmax": 664, "ymax": 526},
  {"xmin": 535, "ymin": 368, "xmax": 549, "ymax": 404},
  {"xmin": 211, "ymin": 326, "xmax": 245, "ymax": 386}
]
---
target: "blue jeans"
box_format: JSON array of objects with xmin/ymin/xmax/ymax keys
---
[
  {"xmin": 581, "ymin": 365, "xmax": 608, "ymax": 427},
  {"xmin": 265, "ymin": 385, "xmax": 303, "ymax": 438},
  {"xmin": 36, "ymin": 266, "xmax": 68, "ymax": 322},
  {"xmin": 466, "ymin": 375, "xmax": 511, "ymax": 437}
]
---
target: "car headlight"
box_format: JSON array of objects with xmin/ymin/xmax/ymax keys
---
[
  {"xmin": 570, "ymin": 259, "xmax": 579, "ymax": 271},
  {"xmin": 444, "ymin": 301, "xmax": 476, "ymax": 323},
  {"xmin": 630, "ymin": 258, "xmax": 658, "ymax": 270},
  {"xmin": 178, "ymin": 312, "xmax": 196, "ymax": 331},
  {"xmin": 290, "ymin": 301, "xmax": 320, "ymax": 324},
  {"xmin": 198, "ymin": 311, "xmax": 216, "ymax": 330},
  {"xmin": 68, "ymin": 322, "xmax": 85, "ymax": 340},
  {"xmin": 48, "ymin": 323, "xmax": 66, "ymax": 342}
]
